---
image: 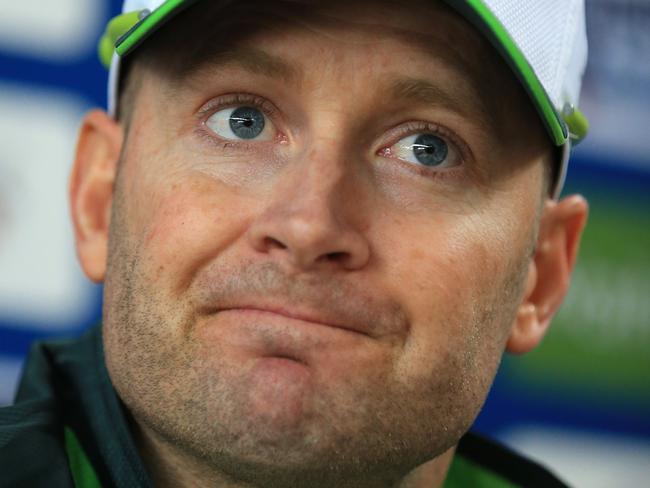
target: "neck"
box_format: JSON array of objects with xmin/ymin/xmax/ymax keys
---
[{"xmin": 131, "ymin": 417, "xmax": 457, "ymax": 488}]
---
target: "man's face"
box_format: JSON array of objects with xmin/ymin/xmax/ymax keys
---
[{"xmin": 101, "ymin": 0, "xmax": 549, "ymax": 485}]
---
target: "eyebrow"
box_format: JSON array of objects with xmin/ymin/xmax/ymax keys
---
[
  {"xmin": 389, "ymin": 77, "xmax": 497, "ymax": 130},
  {"xmin": 184, "ymin": 46, "xmax": 498, "ymax": 134},
  {"xmin": 184, "ymin": 46, "xmax": 302, "ymax": 83}
]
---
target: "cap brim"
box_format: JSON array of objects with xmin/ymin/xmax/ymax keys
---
[
  {"xmin": 111, "ymin": 0, "xmax": 571, "ymax": 197},
  {"xmin": 443, "ymin": 0, "xmax": 569, "ymax": 146},
  {"xmin": 115, "ymin": 0, "xmax": 198, "ymax": 58},
  {"xmin": 115, "ymin": 0, "xmax": 568, "ymax": 148}
]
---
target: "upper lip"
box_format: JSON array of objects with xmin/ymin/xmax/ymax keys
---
[{"xmin": 209, "ymin": 302, "xmax": 371, "ymax": 337}]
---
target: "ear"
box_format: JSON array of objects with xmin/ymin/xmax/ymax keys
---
[
  {"xmin": 506, "ymin": 195, "xmax": 589, "ymax": 354},
  {"xmin": 69, "ymin": 110, "xmax": 123, "ymax": 283}
]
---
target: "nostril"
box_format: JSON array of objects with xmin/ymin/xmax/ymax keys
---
[
  {"xmin": 324, "ymin": 251, "xmax": 348, "ymax": 262},
  {"xmin": 263, "ymin": 236, "xmax": 287, "ymax": 251}
]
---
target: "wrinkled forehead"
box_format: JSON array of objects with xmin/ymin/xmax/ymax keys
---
[
  {"xmin": 141, "ymin": 0, "xmax": 503, "ymax": 85},
  {"xmin": 128, "ymin": 0, "xmax": 536, "ymax": 146}
]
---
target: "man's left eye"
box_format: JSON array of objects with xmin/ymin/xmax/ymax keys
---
[
  {"xmin": 205, "ymin": 106, "xmax": 274, "ymax": 141},
  {"xmin": 390, "ymin": 133, "xmax": 460, "ymax": 168}
]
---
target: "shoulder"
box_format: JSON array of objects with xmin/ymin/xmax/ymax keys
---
[
  {"xmin": 446, "ymin": 431, "xmax": 569, "ymax": 488},
  {"xmin": 0, "ymin": 399, "xmax": 74, "ymax": 487},
  {"xmin": 0, "ymin": 331, "xmax": 100, "ymax": 488}
]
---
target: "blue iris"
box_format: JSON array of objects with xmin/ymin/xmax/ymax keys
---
[
  {"xmin": 413, "ymin": 134, "xmax": 448, "ymax": 166},
  {"xmin": 229, "ymin": 106, "xmax": 265, "ymax": 139}
]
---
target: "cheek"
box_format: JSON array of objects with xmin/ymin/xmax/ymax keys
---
[
  {"xmin": 384, "ymin": 209, "xmax": 525, "ymax": 378},
  {"xmin": 135, "ymin": 176, "xmax": 254, "ymax": 294}
]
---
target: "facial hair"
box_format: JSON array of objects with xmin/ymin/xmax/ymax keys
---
[{"xmin": 102, "ymin": 182, "xmax": 530, "ymax": 488}]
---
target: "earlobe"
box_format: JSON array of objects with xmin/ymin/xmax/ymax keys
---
[
  {"xmin": 506, "ymin": 195, "xmax": 589, "ymax": 354},
  {"xmin": 69, "ymin": 110, "xmax": 123, "ymax": 283},
  {"xmin": 507, "ymin": 261, "xmax": 541, "ymax": 354}
]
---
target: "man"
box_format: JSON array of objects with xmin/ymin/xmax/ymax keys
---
[{"xmin": 0, "ymin": 0, "xmax": 590, "ymax": 486}]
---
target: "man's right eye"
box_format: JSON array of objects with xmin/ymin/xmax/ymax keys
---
[{"xmin": 205, "ymin": 106, "xmax": 274, "ymax": 141}]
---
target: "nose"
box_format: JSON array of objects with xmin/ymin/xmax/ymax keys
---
[{"xmin": 246, "ymin": 151, "xmax": 371, "ymax": 273}]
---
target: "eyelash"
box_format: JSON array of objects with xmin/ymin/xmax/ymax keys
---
[{"xmin": 197, "ymin": 93, "xmax": 279, "ymax": 119}]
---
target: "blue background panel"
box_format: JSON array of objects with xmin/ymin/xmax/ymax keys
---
[{"xmin": 0, "ymin": 1, "xmax": 648, "ymax": 486}]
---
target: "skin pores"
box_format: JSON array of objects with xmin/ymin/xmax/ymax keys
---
[{"xmin": 101, "ymin": 1, "xmax": 549, "ymax": 486}]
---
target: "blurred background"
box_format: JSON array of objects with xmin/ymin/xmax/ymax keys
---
[{"xmin": 0, "ymin": 0, "xmax": 648, "ymax": 486}]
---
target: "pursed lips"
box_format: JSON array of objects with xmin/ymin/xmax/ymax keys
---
[{"xmin": 208, "ymin": 303, "xmax": 372, "ymax": 338}]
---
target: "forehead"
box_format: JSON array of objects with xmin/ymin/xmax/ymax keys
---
[
  {"xmin": 142, "ymin": 0, "xmax": 509, "ymax": 93},
  {"xmin": 132, "ymin": 0, "xmax": 535, "ymax": 145}
]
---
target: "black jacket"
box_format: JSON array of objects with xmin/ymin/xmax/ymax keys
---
[{"xmin": 0, "ymin": 326, "xmax": 568, "ymax": 487}]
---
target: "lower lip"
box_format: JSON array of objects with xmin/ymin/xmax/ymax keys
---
[
  {"xmin": 198, "ymin": 308, "xmax": 367, "ymax": 363},
  {"xmin": 217, "ymin": 308, "xmax": 360, "ymax": 336}
]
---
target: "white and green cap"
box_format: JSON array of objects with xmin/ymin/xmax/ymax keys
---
[{"xmin": 99, "ymin": 0, "xmax": 589, "ymax": 198}]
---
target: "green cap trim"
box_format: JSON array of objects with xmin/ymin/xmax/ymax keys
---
[
  {"xmin": 115, "ymin": 0, "xmax": 192, "ymax": 57},
  {"xmin": 98, "ymin": 11, "xmax": 142, "ymax": 68},
  {"xmin": 100, "ymin": 0, "xmax": 586, "ymax": 146},
  {"xmin": 445, "ymin": 0, "xmax": 570, "ymax": 146},
  {"xmin": 563, "ymin": 107, "xmax": 589, "ymax": 142}
]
